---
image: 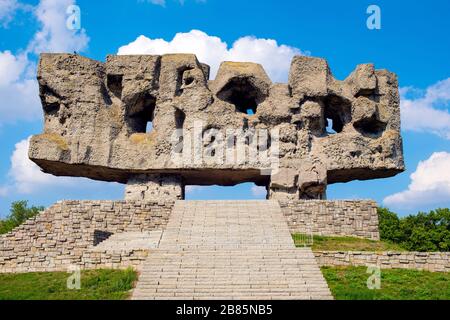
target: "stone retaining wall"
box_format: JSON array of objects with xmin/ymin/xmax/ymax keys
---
[
  {"xmin": 279, "ymin": 200, "xmax": 379, "ymax": 240},
  {"xmin": 0, "ymin": 201, "xmax": 173, "ymax": 273},
  {"xmin": 314, "ymin": 251, "xmax": 450, "ymax": 272},
  {"xmin": 81, "ymin": 249, "xmax": 149, "ymax": 270}
]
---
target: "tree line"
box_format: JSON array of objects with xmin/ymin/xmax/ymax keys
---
[{"xmin": 378, "ymin": 207, "xmax": 450, "ymax": 252}]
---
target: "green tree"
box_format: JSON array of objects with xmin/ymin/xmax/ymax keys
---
[
  {"xmin": 0, "ymin": 201, "xmax": 44, "ymax": 235},
  {"xmin": 378, "ymin": 207, "xmax": 403, "ymax": 243},
  {"xmin": 378, "ymin": 207, "xmax": 450, "ymax": 252}
]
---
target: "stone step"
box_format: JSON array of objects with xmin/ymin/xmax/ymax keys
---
[
  {"xmin": 132, "ymin": 248, "xmax": 332, "ymax": 300},
  {"xmin": 158, "ymin": 200, "xmax": 295, "ymax": 250},
  {"xmin": 131, "ymin": 200, "xmax": 333, "ymax": 300}
]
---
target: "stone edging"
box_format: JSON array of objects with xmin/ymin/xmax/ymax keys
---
[{"xmin": 314, "ymin": 251, "xmax": 450, "ymax": 272}]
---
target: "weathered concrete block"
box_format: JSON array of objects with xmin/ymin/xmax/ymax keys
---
[{"xmin": 29, "ymin": 53, "xmax": 404, "ymax": 201}]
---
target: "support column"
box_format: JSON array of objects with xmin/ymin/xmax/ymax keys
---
[
  {"xmin": 125, "ymin": 174, "xmax": 185, "ymax": 201},
  {"xmin": 267, "ymin": 167, "xmax": 327, "ymax": 200}
]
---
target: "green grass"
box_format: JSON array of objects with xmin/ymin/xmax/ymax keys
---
[
  {"xmin": 0, "ymin": 268, "xmax": 138, "ymax": 300},
  {"xmin": 322, "ymin": 266, "xmax": 450, "ymax": 300},
  {"xmin": 292, "ymin": 234, "xmax": 406, "ymax": 251}
]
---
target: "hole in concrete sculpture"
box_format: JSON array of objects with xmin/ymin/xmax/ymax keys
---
[
  {"xmin": 127, "ymin": 93, "xmax": 156, "ymax": 134},
  {"xmin": 41, "ymin": 84, "xmax": 62, "ymax": 115},
  {"xmin": 323, "ymin": 95, "xmax": 352, "ymax": 134},
  {"xmin": 184, "ymin": 76, "xmax": 195, "ymax": 86},
  {"xmin": 174, "ymin": 108, "xmax": 186, "ymax": 153},
  {"xmin": 176, "ymin": 67, "xmax": 194, "ymax": 96},
  {"xmin": 326, "ymin": 118, "xmax": 337, "ymax": 134},
  {"xmin": 146, "ymin": 121, "xmax": 153, "ymax": 133},
  {"xmin": 353, "ymin": 116, "xmax": 387, "ymax": 138},
  {"xmin": 350, "ymin": 150, "xmax": 362, "ymax": 158},
  {"xmin": 175, "ymin": 108, "xmax": 185, "ymax": 129},
  {"xmin": 217, "ymin": 77, "xmax": 265, "ymax": 115},
  {"xmin": 107, "ymin": 74, "xmax": 123, "ymax": 98}
]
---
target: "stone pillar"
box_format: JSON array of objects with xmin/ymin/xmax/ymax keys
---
[
  {"xmin": 268, "ymin": 168, "xmax": 299, "ymax": 200},
  {"xmin": 124, "ymin": 174, "xmax": 184, "ymax": 201},
  {"xmin": 267, "ymin": 167, "xmax": 327, "ymax": 200},
  {"xmin": 268, "ymin": 187, "xmax": 299, "ymax": 200}
]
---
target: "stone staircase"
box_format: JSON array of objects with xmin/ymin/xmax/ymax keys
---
[{"xmin": 131, "ymin": 200, "xmax": 333, "ymax": 300}]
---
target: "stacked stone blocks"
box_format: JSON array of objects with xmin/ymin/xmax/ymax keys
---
[
  {"xmin": 314, "ymin": 251, "xmax": 450, "ymax": 273},
  {"xmin": 0, "ymin": 201, "xmax": 173, "ymax": 273},
  {"xmin": 279, "ymin": 200, "xmax": 380, "ymax": 240}
]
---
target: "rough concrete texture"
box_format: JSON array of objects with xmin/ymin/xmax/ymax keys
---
[
  {"xmin": 30, "ymin": 53, "xmax": 404, "ymax": 200},
  {"xmin": 125, "ymin": 174, "xmax": 184, "ymax": 201}
]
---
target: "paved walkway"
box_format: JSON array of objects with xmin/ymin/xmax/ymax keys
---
[{"xmin": 131, "ymin": 200, "xmax": 333, "ymax": 300}]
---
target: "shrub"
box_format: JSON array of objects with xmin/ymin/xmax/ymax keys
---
[
  {"xmin": 0, "ymin": 201, "xmax": 44, "ymax": 235},
  {"xmin": 378, "ymin": 207, "xmax": 450, "ymax": 252}
]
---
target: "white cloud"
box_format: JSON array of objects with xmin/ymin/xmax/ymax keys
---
[
  {"xmin": 251, "ymin": 185, "xmax": 267, "ymax": 198},
  {"xmin": 401, "ymin": 78, "xmax": 450, "ymax": 140},
  {"xmin": 0, "ymin": 186, "xmax": 8, "ymax": 197},
  {"xmin": 0, "ymin": 51, "xmax": 41, "ymax": 122},
  {"xmin": 139, "ymin": 0, "xmax": 206, "ymax": 7},
  {"xmin": 0, "ymin": 0, "xmax": 19, "ymax": 26},
  {"xmin": 8, "ymin": 137, "xmax": 123, "ymax": 196},
  {"xmin": 224, "ymin": 36, "xmax": 304, "ymax": 84},
  {"xmin": 118, "ymin": 29, "xmax": 305, "ymax": 82},
  {"xmin": 0, "ymin": 50, "xmax": 27, "ymax": 85},
  {"xmin": 10, "ymin": 137, "xmax": 76, "ymax": 193},
  {"xmin": 28, "ymin": 0, "xmax": 89, "ymax": 54},
  {"xmin": 383, "ymin": 152, "xmax": 450, "ymax": 210},
  {"xmin": 0, "ymin": 0, "xmax": 90, "ymax": 124},
  {"xmin": 141, "ymin": 0, "xmax": 166, "ymax": 6}
]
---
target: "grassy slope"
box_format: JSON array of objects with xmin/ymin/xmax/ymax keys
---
[
  {"xmin": 322, "ymin": 266, "xmax": 450, "ymax": 300},
  {"xmin": 0, "ymin": 269, "xmax": 137, "ymax": 300},
  {"xmin": 292, "ymin": 234, "xmax": 406, "ymax": 251}
]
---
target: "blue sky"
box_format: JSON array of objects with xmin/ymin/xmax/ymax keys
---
[{"xmin": 0, "ymin": 0, "xmax": 449, "ymax": 217}]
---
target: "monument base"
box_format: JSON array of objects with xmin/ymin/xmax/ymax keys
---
[{"xmin": 0, "ymin": 199, "xmax": 379, "ymax": 274}]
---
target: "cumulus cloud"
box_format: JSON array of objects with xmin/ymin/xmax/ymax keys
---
[
  {"xmin": 0, "ymin": 0, "xmax": 89, "ymax": 124},
  {"xmin": 384, "ymin": 152, "xmax": 450, "ymax": 210},
  {"xmin": 0, "ymin": 186, "xmax": 8, "ymax": 197},
  {"xmin": 27, "ymin": 0, "xmax": 89, "ymax": 54},
  {"xmin": 0, "ymin": 0, "xmax": 19, "ymax": 26},
  {"xmin": 10, "ymin": 137, "xmax": 77, "ymax": 193},
  {"xmin": 401, "ymin": 78, "xmax": 450, "ymax": 139},
  {"xmin": 118, "ymin": 29, "xmax": 305, "ymax": 82},
  {"xmin": 8, "ymin": 137, "xmax": 123, "ymax": 195},
  {"xmin": 0, "ymin": 50, "xmax": 41, "ymax": 122},
  {"xmin": 141, "ymin": 0, "xmax": 167, "ymax": 6},
  {"xmin": 0, "ymin": 50, "xmax": 27, "ymax": 86}
]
